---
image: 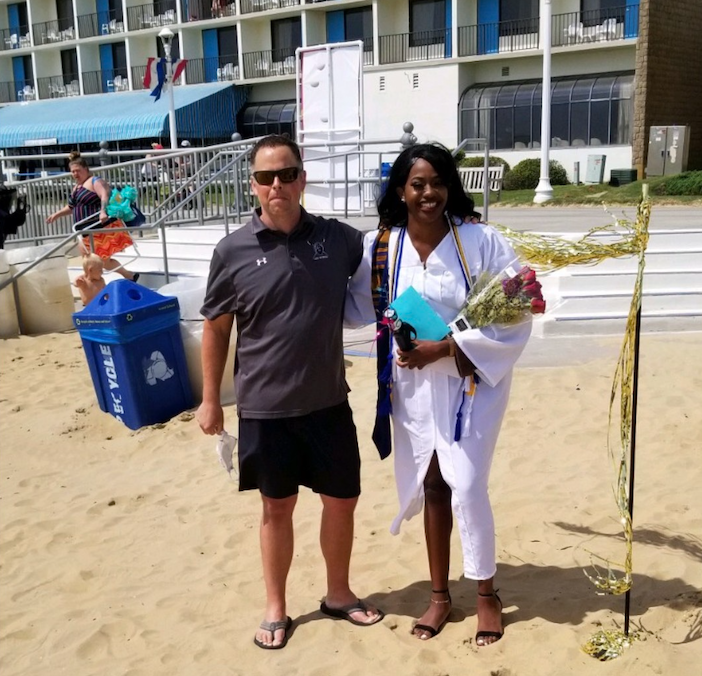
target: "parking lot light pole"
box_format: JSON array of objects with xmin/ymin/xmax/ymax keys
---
[{"xmin": 159, "ymin": 27, "xmax": 178, "ymax": 150}]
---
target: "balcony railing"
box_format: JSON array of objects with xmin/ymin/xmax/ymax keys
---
[
  {"xmin": 458, "ymin": 18, "xmax": 539, "ymax": 56},
  {"xmin": 83, "ymin": 69, "xmax": 130, "ymax": 95},
  {"xmin": 183, "ymin": 0, "xmax": 236, "ymax": 20},
  {"xmin": 379, "ymin": 29, "xmax": 451, "ymax": 66},
  {"xmin": 186, "ymin": 55, "xmax": 240, "ymax": 84},
  {"xmin": 77, "ymin": 10, "xmax": 125, "ymax": 38},
  {"xmin": 32, "ymin": 18, "xmax": 76, "ymax": 46},
  {"xmin": 0, "ymin": 79, "xmax": 36, "ymax": 103},
  {"xmin": 131, "ymin": 64, "xmax": 184, "ymax": 90},
  {"xmin": 127, "ymin": 2, "xmax": 177, "ymax": 31},
  {"xmin": 240, "ymin": 0, "xmax": 300, "ymax": 14},
  {"xmin": 37, "ymin": 74, "xmax": 80, "ymax": 99},
  {"xmin": 552, "ymin": 3, "xmax": 639, "ymax": 47},
  {"xmin": 132, "ymin": 65, "xmax": 148, "ymax": 90},
  {"xmin": 242, "ymin": 48, "xmax": 298, "ymax": 78},
  {"xmin": 3, "ymin": 78, "xmax": 37, "ymax": 102},
  {"xmin": 2, "ymin": 27, "xmax": 31, "ymax": 51}
]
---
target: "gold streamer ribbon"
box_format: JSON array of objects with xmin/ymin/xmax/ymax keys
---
[{"xmin": 495, "ymin": 199, "xmax": 652, "ymax": 660}]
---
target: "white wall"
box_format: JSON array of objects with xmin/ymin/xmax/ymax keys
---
[
  {"xmin": 239, "ymin": 19, "xmax": 270, "ymax": 53},
  {"xmin": 363, "ymin": 63, "xmax": 459, "ymax": 148}
]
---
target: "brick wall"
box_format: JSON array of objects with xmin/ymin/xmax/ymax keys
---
[{"xmin": 632, "ymin": 0, "xmax": 702, "ymax": 176}]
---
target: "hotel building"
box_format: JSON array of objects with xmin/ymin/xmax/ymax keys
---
[{"xmin": 0, "ymin": 0, "xmax": 700, "ymax": 179}]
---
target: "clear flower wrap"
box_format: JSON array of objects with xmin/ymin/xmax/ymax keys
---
[{"xmin": 453, "ymin": 263, "xmax": 546, "ymax": 330}]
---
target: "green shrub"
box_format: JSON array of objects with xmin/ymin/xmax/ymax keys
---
[
  {"xmin": 503, "ymin": 159, "xmax": 569, "ymax": 191},
  {"xmin": 457, "ymin": 155, "xmax": 511, "ymax": 173},
  {"xmin": 651, "ymin": 171, "xmax": 702, "ymax": 196}
]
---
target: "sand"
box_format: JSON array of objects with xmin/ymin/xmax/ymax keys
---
[{"xmin": 1, "ymin": 329, "xmax": 701, "ymax": 676}]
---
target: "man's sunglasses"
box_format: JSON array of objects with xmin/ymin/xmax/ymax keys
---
[{"xmin": 252, "ymin": 167, "xmax": 301, "ymax": 185}]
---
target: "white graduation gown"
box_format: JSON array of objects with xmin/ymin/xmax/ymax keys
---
[{"xmin": 345, "ymin": 222, "xmax": 531, "ymax": 580}]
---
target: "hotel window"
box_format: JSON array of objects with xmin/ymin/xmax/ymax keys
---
[
  {"xmin": 410, "ymin": 0, "xmax": 446, "ymax": 47},
  {"xmin": 271, "ymin": 17, "xmax": 302, "ymax": 63},
  {"xmin": 60, "ymin": 48, "xmax": 78, "ymax": 82},
  {"xmin": 345, "ymin": 7, "xmax": 373, "ymax": 52},
  {"xmin": 218, "ymin": 26, "xmax": 238, "ymax": 65},
  {"xmin": 459, "ymin": 73, "xmax": 634, "ymax": 150},
  {"xmin": 57, "ymin": 0, "xmax": 74, "ymax": 31},
  {"xmin": 499, "ymin": 0, "xmax": 538, "ymax": 34}
]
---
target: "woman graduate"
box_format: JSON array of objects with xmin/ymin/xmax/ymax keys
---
[{"xmin": 346, "ymin": 144, "xmax": 531, "ymax": 645}]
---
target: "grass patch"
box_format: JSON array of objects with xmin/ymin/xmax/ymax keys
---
[{"xmin": 471, "ymin": 176, "xmax": 702, "ymax": 207}]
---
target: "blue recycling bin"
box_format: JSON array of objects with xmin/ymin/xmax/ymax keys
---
[{"xmin": 73, "ymin": 280, "xmax": 194, "ymax": 430}]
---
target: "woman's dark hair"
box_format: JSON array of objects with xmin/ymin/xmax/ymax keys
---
[{"xmin": 377, "ymin": 143, "xmax": 478, "ymax": 227}]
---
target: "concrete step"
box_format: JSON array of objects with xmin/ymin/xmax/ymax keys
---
[
  {"xmin": 555, "ymin": 270, "xmax": 702, "ymax": 295},
  {"xmin": 535, "ymin": 314, "xmax": 702, "ymax": 337},
  {"xmin": 159, "ymin": 224, "xmax": 242, "ymax": 244},
  {"xmin": 95, "ymin": 221, "xmax": 702, "ymax": 336},
  {"xmin": 553, "ymin": 293, "xmax": 702, "ymax": 317}
]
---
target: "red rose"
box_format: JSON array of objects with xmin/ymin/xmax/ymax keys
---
[
  {"xmin": 502, "ymin": 277, "xmax": 522, "ymax": 298},
  {"xmin": 530, "ymin": 298, "xmax": 546, "ymax": 314},
  {"xmin": 522, "ymin": 281, "xmax": 543, "ymax": 298},
  {"xmin": 520, "ymin": 267, "xmax": 537, "ymax": 284}
]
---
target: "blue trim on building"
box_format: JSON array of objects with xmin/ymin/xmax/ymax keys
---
[
  {"xmin": 202, "ymin": 29, "xmax": 219, "ymax": 82},
  {"xmin": 326, "ymin": 10, "xmax": 345, "ymax": 42},
  {"xmin": 12, "ymin": 56, "xmax": 25, "ymax": 89},
  {"xmin": 478, "ymin": 0, "xmax": 499, "ymax": 55},
  {"xmin": 8, "ymin": 4, "xmax": 20, "ymax": 35}
]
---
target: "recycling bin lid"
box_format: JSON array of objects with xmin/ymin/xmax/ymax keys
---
[{"xmin": 73, "ymin": 279, "xmax": 181, "ymax": 337}]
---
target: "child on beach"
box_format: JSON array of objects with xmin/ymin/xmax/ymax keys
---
[{"xmin": 75, "ymin": 253, "xmax": 106, "ymax": 306}]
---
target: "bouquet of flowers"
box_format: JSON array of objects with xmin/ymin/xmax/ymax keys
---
[{"xmin": 453, "ymin": 264, "xmax": 546, "ymax": 329}]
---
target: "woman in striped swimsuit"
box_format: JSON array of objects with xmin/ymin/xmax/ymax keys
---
[{"xmin": 46, "ymin": 151, "xmax": 138, "ymax": 282}]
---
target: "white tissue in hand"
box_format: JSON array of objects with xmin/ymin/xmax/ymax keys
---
[{"xmin": 216, "ymin": 431, "xmax": 238, "ymax": 477}]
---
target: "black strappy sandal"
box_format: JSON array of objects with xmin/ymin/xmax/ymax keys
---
[
  {"xmin": 475, "ymin": 590, "xmax": 503, "ymax": 646},
  {"xmin": 412, "ymin": 588, "xmax": 452, "ymax": 639}
]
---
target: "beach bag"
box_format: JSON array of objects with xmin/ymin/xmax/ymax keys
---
[{"xmin": 87, "ymin": 219, "xmax": 134, "ymax": 259}]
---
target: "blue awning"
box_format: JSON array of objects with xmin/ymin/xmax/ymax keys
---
[{"xmin": 0, "ymin": 82, "xmax": 249, "ymax": 148}]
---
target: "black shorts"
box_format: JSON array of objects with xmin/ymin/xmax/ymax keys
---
[{"xmin": 238, "ymin": 401, "xmax": 361, "ymax": 500}]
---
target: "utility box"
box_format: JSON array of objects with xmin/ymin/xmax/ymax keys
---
[
  {"xmin": 585, "ymin": 154, "xmax": 606, "ymax": 184},
  {"xmin": 73, "ymin": 280, "xmax": 194, "ymax": 430},
  {"xmin": 646, "ymin": 125, "xmax": 691, "ymax": 177}
]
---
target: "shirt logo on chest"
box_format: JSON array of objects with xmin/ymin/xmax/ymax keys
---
[
  {"xmin": 256, "ymin": 257, "xmax": 267, "ymax": 266},
  {"xmin": 308, "ymin": 239, "xmax": 328, "ymax": 261}
]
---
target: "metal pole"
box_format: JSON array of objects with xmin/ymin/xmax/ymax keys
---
[
  {"xmin": 623, "ymin": 304, "xmax": 641, "ymax": 636},
  {"xmin": 534, "ymin": 0, "xmax": 553, "ymax": 204},
  {"xmin": 159, "ymin": 28, "xmax": 178, "ymax": 150}
]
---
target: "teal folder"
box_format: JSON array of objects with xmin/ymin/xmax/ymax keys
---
[{"xmin": 389, "ymin": 286, "xmax": 450, "ymax": 341}]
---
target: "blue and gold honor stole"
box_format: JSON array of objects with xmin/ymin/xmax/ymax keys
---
[
  {"xmin": 448, "ymin": 217, "xmax": 479, "ymax": 442},
  {"xmin": 371, "ymin": 225, "xmax": 394, "ymax": 460},
  {"xmin": 371, "ymin": 216, "xmax": 477, "ymax": 457}
]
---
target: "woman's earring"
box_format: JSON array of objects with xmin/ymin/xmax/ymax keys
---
[{"xmin": 400, "ymin": 196, "xmax": 405, "ymax": 202}]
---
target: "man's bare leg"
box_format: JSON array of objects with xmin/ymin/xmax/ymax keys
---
[{"xmin": 255, "ymin": 494, "xmax": 297, "ymax": 647}]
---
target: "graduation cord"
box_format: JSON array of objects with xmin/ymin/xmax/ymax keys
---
[{"xmin": 448, "ymin": 216, "xmax": 480, "ymax": 442}]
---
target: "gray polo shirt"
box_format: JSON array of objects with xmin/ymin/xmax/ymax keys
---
[{"xmin": 201, "ymin": 208, "xmax": 364, "ymax": 419}]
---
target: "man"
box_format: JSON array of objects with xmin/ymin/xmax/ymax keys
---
[{"xmin": 197, "ymin": 135, "xmax": 383, "ymax": 650}]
